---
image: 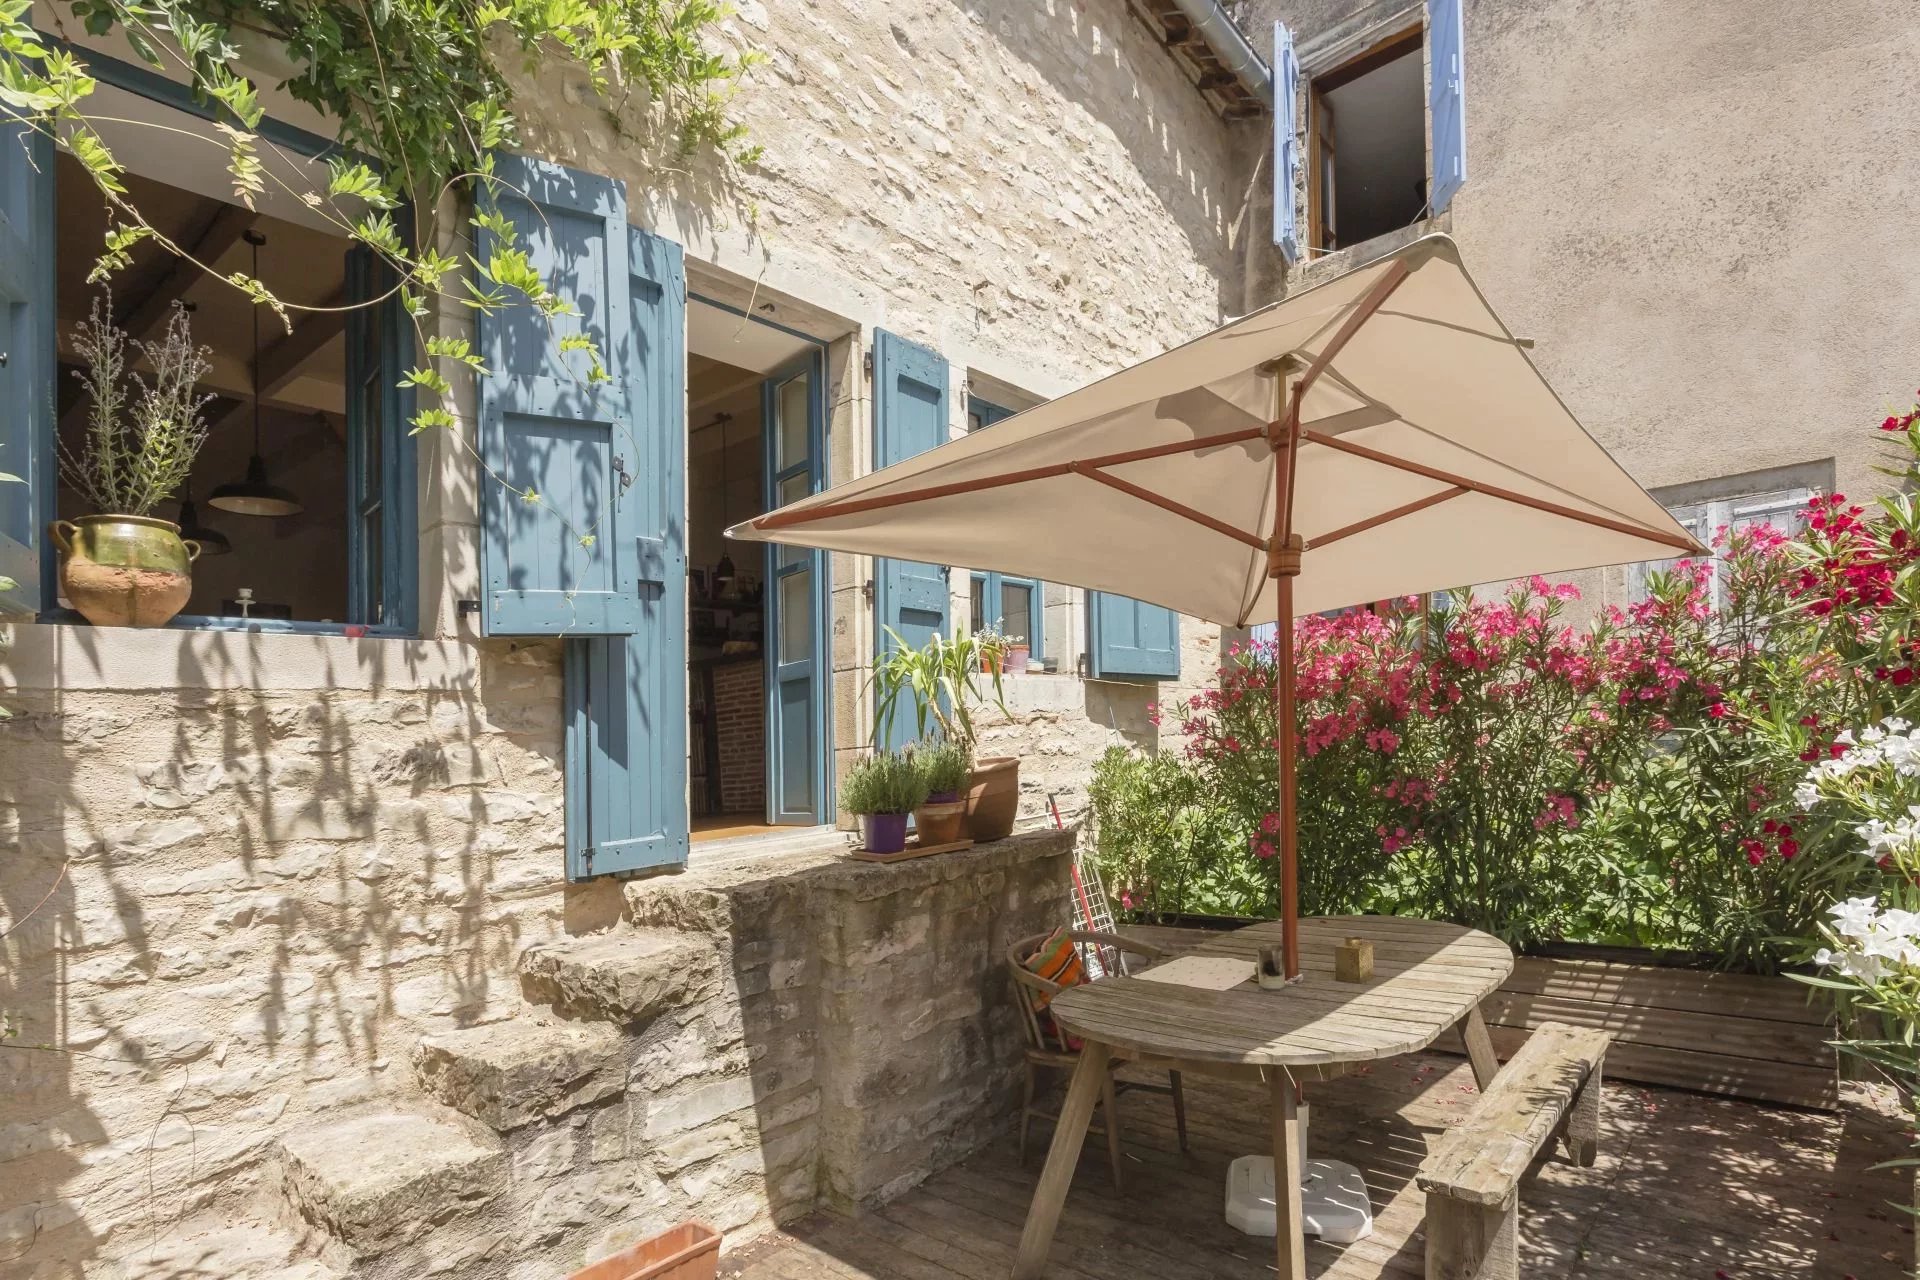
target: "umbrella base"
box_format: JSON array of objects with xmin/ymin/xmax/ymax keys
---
[{"xmin": 1224, "ymin": 1155, "xmax": 1374, "ymax": 1244}]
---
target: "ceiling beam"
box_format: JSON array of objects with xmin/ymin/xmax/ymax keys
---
[
  {"xmin": 116, "ymin": 204, "xmax": 259, "ymax": 342},
  {"xmin": 255, "ymin": 288, "xmax": 347, "ymax": 401}
]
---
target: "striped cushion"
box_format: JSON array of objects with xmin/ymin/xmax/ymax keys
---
[{"xmin": 1024, "ymin": 928, "xmax": 1086, "ymax": 1011}]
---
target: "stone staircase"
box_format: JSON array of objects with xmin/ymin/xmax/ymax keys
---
[{"xmin": 267, "ymin": 926, "xmax": 732, "ymax": 1278}]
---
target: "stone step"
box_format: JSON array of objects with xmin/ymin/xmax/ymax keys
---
[
  {"xmin": 415, "ymin": 1014, "xmax": 626, "ymax": 1131},
  {"xmin": 275, "ymin": 1110, "xmax": 505, "ymax": 1261},
  {"xmin": 518, "ymin": 927, "xmax": 722, "ymax": 1025},
  {"xmin": 104, "ymin": 1213, "xmax": 346, "ymax": 1279}
]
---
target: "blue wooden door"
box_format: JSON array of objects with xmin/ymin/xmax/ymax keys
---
[
  {"xmin": 763, "ymin": 353, "xmax": 828, "ymax": 824},
  {"xmin": 871, "ymin": 330, "xmax": 951, "ymax": 749},
  {"xmin": 0, "ymin": 120, "xmax": 51, "ymax": 616},
  {"xmin": 476, "ymin": 154, "xmax": 640, "ymax": 636},
  {"xmin": 561, "ymin": 223, "xmax": 689, "ymax": 880}
]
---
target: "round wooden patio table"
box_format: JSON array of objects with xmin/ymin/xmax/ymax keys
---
[{"xmin": 1011, "ymin": 915, "xmax": 1515, "ymax": 1280}]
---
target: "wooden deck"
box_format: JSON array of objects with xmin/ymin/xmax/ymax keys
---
[{"xmin": 720, "ymin": 1051, "xmax": 1911, "ymax": 1279}]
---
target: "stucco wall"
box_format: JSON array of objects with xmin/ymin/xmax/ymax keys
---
[{"xmin": 1237, "ymin": 0, "xmax": 1920, "ymax": 609}]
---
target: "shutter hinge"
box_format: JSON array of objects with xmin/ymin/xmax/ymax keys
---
[
  {"xmin": 863, "ymin": 350, "xmax": 872, "ymax": 378},
  {"xmin": 862, "ymin": 578, "xmax": 874, "ymax": 602},
  {"xmin": 581, "ymin": 847, "xmax": 594, "ymax": 875}
]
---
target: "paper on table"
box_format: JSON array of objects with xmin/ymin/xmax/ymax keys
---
[{"xmin": 1135, "ymin": 955, "xmax": 1256, "ymax": 991}]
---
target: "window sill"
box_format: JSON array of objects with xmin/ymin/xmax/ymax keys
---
[
  {"xmin": 1294, "ymin": 216, "xmax": 1451, "ymax": 291},
  {"xmin": 37, "ymin": 607, "xmax": 414, "ymax": 639},
  {"xmin": 1, "ymin": 618, "xmax": 488, "ymax": 694}
]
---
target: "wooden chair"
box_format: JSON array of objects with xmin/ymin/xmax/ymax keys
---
[
  {"xmin": 1415, "ymin": 1021, "xmax": 1610, "ymax": 1280},
  {"xmin": 1006, "ymin": 929, "xmax": 1189, "ymax": 1190}
]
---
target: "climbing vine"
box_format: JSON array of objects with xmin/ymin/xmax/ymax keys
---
[{"xmin": 0, "ymin": 0, "xmax": 757, "ymax": 543}]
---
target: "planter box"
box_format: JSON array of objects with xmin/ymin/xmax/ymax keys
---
[
  {"xmin": 569, "ymin": 1223, "xmax": 720, "ymax": 1280},
  {"xmin": 1483, "ymin": 947, "xmax": 1839, "ymax": 1111}
]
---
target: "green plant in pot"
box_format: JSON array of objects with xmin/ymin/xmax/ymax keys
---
[
  {"xmin": 841, "ymin": 750, "xmax": 929, "ymax": 854},
  {"xmin": 872, "ymin": 627, "xmax": 1021, "ymax": 842},
  {"xmin": 911, "ymin": 738, "xmax": 972, "ymax": 845},
  {"xmin": 52, "ymin": 297, "xmax": 214, "ymax": 628}
]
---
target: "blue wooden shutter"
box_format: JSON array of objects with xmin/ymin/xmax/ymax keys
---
[
  {"xmin": 0, "ymin": 121, "xmax": 52, "ymax": 615},
  {"xmin": 476, "ymin": 155, "xmax": 638, "ymax": 635},
  {"xmin": 563, "ymin": 226, "xmax": 688, "ymax": 881},
  {"xmin": 1089, "ymin": 593, "xmax": 1181, "ymax": 681},
  {"xmin": 1273, "ymin": 22, "xmax": 1302, "ymax": 263},
  {"xmin": 872, "ymin": 330, "xmax": 950, "ymax": 749},
  {"xmin": 1428, "ymin": 0, "xmax": 1468, "ymax": 213}
]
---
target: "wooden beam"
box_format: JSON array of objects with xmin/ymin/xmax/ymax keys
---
[
  {"xmin": 1308, "ymin": 485, "xmax": 1467, "ymax": 549},
  {"xmin": 750, "ymin": 425, "xmax": 1265, "ymax": 532},
  {"xmin": 1068, "ymin": 461, "xmax": 1267, "ymax": 550},
  {"xmin": 255, "ymin": 289, "xmax": 347, "ymax": 400},
  {"xmin": 116, "ymin": 204, "xmax": 258, "ymax": 341},
  {"xmin": 1301, "ymin": 429, "xmax": 1704, "ymax": 555}
]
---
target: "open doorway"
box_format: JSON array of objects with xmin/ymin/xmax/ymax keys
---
[
  {"xmin": 685, "ymin": 299, "xmax": 828, "ymax": 840},
  {"xmin": 1310, "ymin": 28, "xmax": 1427, "ymax": 254}
]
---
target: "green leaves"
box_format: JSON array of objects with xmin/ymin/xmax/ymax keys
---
[{"xmin": 89, "ymin": 222, "xmax": 151, "ymax": 284}]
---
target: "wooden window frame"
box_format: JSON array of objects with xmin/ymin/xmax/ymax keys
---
[{"xmin": 1306, "ymin": 22, "xmax": 1425, "ymax": 259}]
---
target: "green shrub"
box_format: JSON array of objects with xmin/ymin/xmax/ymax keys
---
[
  {"xmin": 912, "ymin": 739, "xmax": 971, "ymax": 797},
  {"xmin": 1085, "ymin": 747, "xmax": 1264, "ymax": 918},
  {"xmin": 841, "ymin": 751, "xmax": 928, "ymax": 816}
]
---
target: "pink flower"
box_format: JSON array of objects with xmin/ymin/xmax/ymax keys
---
[{"xmin": 1260, "ymin": 811, "xmax": 1282, "ymax": 834}]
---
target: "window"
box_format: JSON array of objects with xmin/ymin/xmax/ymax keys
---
[
  {"xmin": 1302, "ymin": 0, "xmax": 1466, "ymax": 258},
  {"xmin": 20, "ymin": 51, "xmax": 414, "ymax": 633},
  {"xmin": 965, "ymin": 392, "xmax": 1045, "ymax": 666},
  {"xmin": 1628, "ymin": 487, "xmax": 1812, "ymax": 610}
]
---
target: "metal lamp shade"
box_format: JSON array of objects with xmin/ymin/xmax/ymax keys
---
[{"xmin": 209, "ymin": 453, "xmax": 303, "ymax": 517}]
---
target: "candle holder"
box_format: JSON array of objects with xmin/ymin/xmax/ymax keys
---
[
  {"xmin": 1335, "ymin": 936, "xmax": 1374, "ymax": 983},
  {"xmin": 1256, "ymin": 945, "xmax": 1293, "ymax": 989}
]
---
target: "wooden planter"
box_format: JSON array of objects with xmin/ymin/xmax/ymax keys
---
[
  {"xmin": 1479, "ymin": 944, "xmax": 1840, "ymax": 1111},
  {"xmin": 569, "ymin": 1223, "xmax": 720, "ymax": 1280}
]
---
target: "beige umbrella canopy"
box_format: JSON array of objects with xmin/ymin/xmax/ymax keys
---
[{"xmin": 730, "ymin": 233, "xmax": 1701, "ymax": 976}]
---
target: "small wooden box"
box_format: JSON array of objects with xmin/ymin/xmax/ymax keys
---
[{"xmin": 1334, "ymin": 937, "xmax": 1374, "ymax": 983}]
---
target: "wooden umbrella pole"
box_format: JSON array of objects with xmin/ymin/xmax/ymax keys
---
[{"xmin": 1267, "ymin": 366, "xmax": 1306, "ymax": 981}]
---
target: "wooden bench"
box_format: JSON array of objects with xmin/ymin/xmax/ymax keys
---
[{"xmin": 1416, "ymin": 1021, "xmax": 1610, "ymax": 1280}]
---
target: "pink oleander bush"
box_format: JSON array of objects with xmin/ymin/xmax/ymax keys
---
[{"xmin": 1091, "ymin": 393, "xmax": 1920, "ymax": 970}]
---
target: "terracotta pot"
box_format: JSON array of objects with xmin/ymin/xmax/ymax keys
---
[
  {"xmin": 1006, "ymin": 644, "xmax": 1030, "ymax": 673},
  {"xmin": 568, "ymin": 1222, "xmax": 720, "ymax": 1280},
  {"xmin": 963, "ymin": 756, "xmax": 1020, "ymax": 842},
  {"xmin": 51, "ymin": 515, "xmax": 200, "ymax": 628},
  {"xmin": 860, "ymin": 812, "xmax": 909, "ymax": 854},
  {"xmin": 914, "ymin": 795, "xmax": 967, "ymax": 845}
]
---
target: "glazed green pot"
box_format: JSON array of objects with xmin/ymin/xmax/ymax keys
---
[{"xmin": 50, "ymin": 514, "xmax": 200, "ymax": 628}]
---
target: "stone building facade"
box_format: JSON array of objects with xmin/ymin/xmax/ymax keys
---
[{"xmin": 5, "ymin": 0, "xmax": 1920, "ymax": 1275}]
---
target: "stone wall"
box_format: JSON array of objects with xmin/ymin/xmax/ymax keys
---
[{"xmin": 0, "ymin": 616, "xmax": 1070, "ymax": 1277}]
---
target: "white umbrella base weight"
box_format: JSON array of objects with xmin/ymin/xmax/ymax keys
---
[{"xmin": 1225, "ymin": 1155, "xmax": 1374, "ymax": 1245}]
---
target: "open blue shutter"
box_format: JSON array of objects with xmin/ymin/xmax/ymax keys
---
[
  {"xmin": 1428, "ymin": 0, "xmax": 1468, "ymax": 213},
  {"xmin": 1089, "ymin": 593, "xmax": 1181, "ymax": 681},
  {"xmin": 476, "ymin": 155, "xmax": 638, "ymax": 635},
  {"xmin": 872, "ymin": 330, "xmax": 950, "ymax": 750},
  {"xmin": 1273, "ymin": 22, "xmax": 1302, "ymax": 263},
  {"xmin": 345, "ymin": 246, "xmax": 417, "ymax": 630},
  {"xmin": 563, "ymin": 226, "xmax": 688, "ymax": 881},
  {"xmin": 0, "ymin": 121, "xmax": 52, "ymax": 615}
]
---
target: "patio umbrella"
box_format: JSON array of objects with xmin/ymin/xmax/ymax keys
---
[{"xmin": 729, "ymin": 234, "xmax": 1702, "ymax": 979}]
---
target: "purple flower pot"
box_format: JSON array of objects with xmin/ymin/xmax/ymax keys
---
[{"xmin": 863, "ymin": 812, "xmax": 909, "ymax": 854}]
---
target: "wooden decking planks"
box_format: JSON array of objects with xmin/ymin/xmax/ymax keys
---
[{"xmin": 720, "ymin": 1051, "xmax": 1908, "ymax": 1280}]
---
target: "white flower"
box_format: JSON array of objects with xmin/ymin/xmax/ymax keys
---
[
  {"xmin": 1830, "ymin": 896, "xmax": 1882, "ymax": 941},
  {"xmin": 1794, "ymin": 781, "xmax": 1821, "ymax": 811},
  {"xmin": 1837, "ymin": 729, "xmax": 1858, "ymax": 747},
  {"xmin": 1813, "ymin": 947, "xmax": 1838, "ymax": 967},
  {"xmin": 1887, "ymin": 717, "xmax": 1913, "ymax": 734}
]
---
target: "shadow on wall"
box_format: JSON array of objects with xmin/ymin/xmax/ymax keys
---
[{"xmin": 0, "ymin": 627, "xmax": 619, "ymax": 1274}]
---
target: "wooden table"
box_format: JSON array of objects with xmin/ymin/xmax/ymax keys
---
[{"xmin": 1011, "ymin": 915, "xmax": 1515, "ymax": 1279}]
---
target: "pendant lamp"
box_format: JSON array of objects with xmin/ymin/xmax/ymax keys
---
[
  {"xmin": 176, "ymin": 484, "xmax": 231, "ymax": 555},
  {"xmin": 210, "ymin": 229, "xmax": 302, "ymax": 517}
]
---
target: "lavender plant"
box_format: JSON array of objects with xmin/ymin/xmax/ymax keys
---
[{"xmin": 58, "ymin": 295, "xmax": 214, "ymax": 519}]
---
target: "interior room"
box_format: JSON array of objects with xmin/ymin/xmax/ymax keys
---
[
  {"xmin": 684, "ymin": 297, "xmax": 824, "ymax": 837},
  {"xmin": 1317, "ymin": 37, "xmax": 1428, "ymax": 251},
  {"xmin": 52, "ymin": 82, "xmax": 369, "ymax": 624},
  {"xmin": 687, "ymin": 351, "xmax": 768, "ymax": 831}
]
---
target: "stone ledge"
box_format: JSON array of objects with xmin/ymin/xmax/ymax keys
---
[
  {"xmin": 519, "ymin": 928, "xmax": 724, "ymax": 1024},
  {"xmin": 276, "ymin": 1111, "xmax": 505, "ymax": 1256},
  {"xmin": 415, "ymin": 1016, "xmax": 626, "ymax": 1131},
  {"xmin": 624, "ymin": 825, "xmax": 1077, "ymax": 930}
]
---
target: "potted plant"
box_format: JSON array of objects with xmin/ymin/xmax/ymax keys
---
[
  {"xmin": 911, "ymin": 738, "xmax": 971, "ymax": 845},
  {"xmin": 51, "ymin": 297, "xmax": 214, "ymax": 628},
  {"xmin": 872, "ymin": 627, "xmax": 1022, "ymax": 842},
  {"xmin": 841, "ymin": 749, "xmax": 928, "ymax": 854},
  {"xmin": 1005, "ymin": 634, "xmax": 1030, "ymax": 674}
]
